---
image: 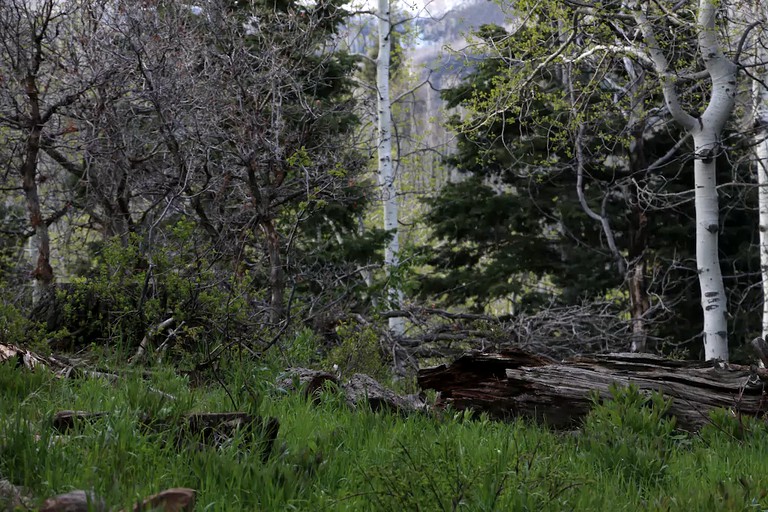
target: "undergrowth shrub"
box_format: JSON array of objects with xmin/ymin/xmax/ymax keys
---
[
  {"xmin": 580, "ymin": 383, "xmax": 677, "ymax": 486},
  {"xmin": 284, "ymin": 328, "xmax": 323, "ymax": 367},
  {"xmin": 323, "ymin": 322, "xmax": 388, "ymax": 381},
  {"xmin": 42, "ymin": 220, "xmax": 253, "ymax": 359},
  {"xmin": 360, "ymin": 416, "xmax": 572, "ymax": 511},
  {"xmin": 700, "ymin": 407, "xmax": 768, "ymax": 442},
  {"xmin": 0, "ymin": 298, "xmax": 45, "ymax": 350}
]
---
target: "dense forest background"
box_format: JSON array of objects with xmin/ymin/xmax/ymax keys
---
[{"xmin": 1, "ymin": 0, "xmax": 766, "ymax": 375}]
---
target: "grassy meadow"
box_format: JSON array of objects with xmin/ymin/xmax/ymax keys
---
[{"xmin": 2, "ymin": 357, "xmax": 768, "ymax": 511}]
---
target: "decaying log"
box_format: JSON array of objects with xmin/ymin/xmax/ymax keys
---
[
  {"xmin": 0, "ymin": 342, "xmax": 176, "ymax": 402},
  {"xmin": 51, "ymin": 411, "xmax": 108, "ymax": 432},
  {"xmin": 38, "ymin": 487, "xmax": 194, "ymax": 512},
  {"xmin": 277, "ymin": 368, "xmax": 340, "ymax": 397},
  {"xmin": 344, "ymin": 374, "xmax": 426, "ymax": 414},
  {"xmin": 130, "ymin": 487, "xmax": 195, "ymax": 512},
  {"xmin": 418, "ymin": 350, "xmax": 768, "ymax": 431},
  {"xmin": 0, "ymin": 342, "xmax": 54, "ymax": 372},
  {"xmin": 183, "ymin": 413, "xmax": 280, "ymax": 462},
  {"xmin": 1, "ymin": 479, "xmax": 32, "ymax": 511},
  {"xmin": 278, "ymin": 368, "xmax": 426, "ymax": 414},
  {"xmin": 40, "ymin": 490, "xmax": 107, "ymax": 512}
]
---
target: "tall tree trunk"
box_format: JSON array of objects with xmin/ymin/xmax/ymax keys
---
[
  {"xmin": 21, "ymin": 74, "xmax": 53, "ymax": 304},
  {"xmin": 377, "ymin": 0, "xmax": 404, "ymax": 336},
  {"xmin": 625, "ymin": 62, "xmax": 650, "ymax": 353},
  {"xmin": 247, "ymin": 156, "xmax": 285, "ymax": 325},
  {"xmin": 758, "ymin": 105, "xmax": 768, "ymax": 340},
  {"xmin": 634, "ymin": 0, "xmax": 737, "ymax": 360},
  {"xmin": 755, "ymin": 15, "xmax": 768, "ymax": 340}
]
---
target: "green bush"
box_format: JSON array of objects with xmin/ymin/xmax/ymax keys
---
[
  {"xmin": 580, "ymin": 383, "xmax": 677, "ymax": 486},
  {"xmin": 0, "ymin": 298, "xmax": 44, "ymax": 349},
  {"xmin": 284, "ymin": 328, "xmax": 322, "ymax": 367},
  {"xmin": 44, "ymin": 220, "xmax": 253, "ymax": 360},
  {"xmin": 700, "ymin": 407, "xmax": 768, "ymax": 443},
  {"xmin": 323, "ymin": 322, "xmax": 388, "ymax": 381}
]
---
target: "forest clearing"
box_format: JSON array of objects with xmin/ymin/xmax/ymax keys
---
[
  {"xmin": 4, "ymin": 344, "xmax": 768, "ymax": 511},
  {"xmin": 2, "ymin": 0, "xmax": 768, "ymax": 508}
]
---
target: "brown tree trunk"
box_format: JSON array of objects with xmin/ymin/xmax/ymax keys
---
[
  {"xmin": 626, "ymin": 66, "xmax": 651, "ymax": 352},
  {"xmin": 627, "ymin": 191, "xmax": 650, "ymax": 352},
  {"xmin": 261, "ymin": 218, "xmax": 285, "ymax": 324},
  {"xmin": 21, "ymin": 74, "xmax": 53, "ymax": 303},
  {"xmin": 247, "ymin": 156, "xmax": 286, "ymax": 325}
]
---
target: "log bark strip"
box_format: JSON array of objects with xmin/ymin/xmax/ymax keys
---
[{"xmin": 418, "ymin": 350, "xmax": 768, "ymax": 431}]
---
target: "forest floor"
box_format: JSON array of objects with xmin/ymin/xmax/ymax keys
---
[{"xmin": 2, "ymin": 352, "xmax": 768, "ymax": 511}]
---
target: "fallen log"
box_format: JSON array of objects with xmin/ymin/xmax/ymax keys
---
[
  {"xmin": 39, "ymin": 487, "xmax": 194, "ymax": 512},
  {"xmin": 277, "ymin": 368, "xmax": 426, "ymax": 414},
  {"xmin": 0, "ymin": 478, "xmax": 32, "ymax": 511},
  {"xmin": 418, "ymin": 350, "xmax": 768, "ymax": 431}
]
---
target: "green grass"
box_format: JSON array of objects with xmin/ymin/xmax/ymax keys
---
[{"xmin": 2, "ymin": 361, "xmax": 768, "ymax": 511}]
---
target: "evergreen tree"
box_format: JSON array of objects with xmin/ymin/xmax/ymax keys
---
[{"xmin": 421, "ymin": 23, "xmax": 760, "ymax": 353}]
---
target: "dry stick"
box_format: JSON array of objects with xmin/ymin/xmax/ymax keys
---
[{"xmin": 130, "ymin": 316, "xmax": 176, "ymax": 365}]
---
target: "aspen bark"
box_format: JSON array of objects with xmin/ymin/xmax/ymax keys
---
[
  {"xmin": 754, "ymin": 12, "xmax": 768, "ymax": 339},
  {"xmin": 633, "ymin": 0, "xmax": 737, "ymax": 360},
  {"xmin": 377, "ymin": 0, "xmax": 405, "ymax": 336}
]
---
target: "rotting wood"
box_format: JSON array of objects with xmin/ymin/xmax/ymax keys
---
[
  {"xmin": 0, "ymin": 478, "xmax": 32, "ymax": 511},
  {"xmin": 418, "ymin": 350, "xmax": 768, "ymax": 431},
  {"xmin": 277, "ymin": 367, "xmax": 340, "ymax": 398},
  {"xmin": 129, "ymin": 487, "xmax": 195, "ymax": 512},
  {"xmin": 40, "ymin": 490, "xmax": 107, "ymax": 512},
  {"xmin": 38, "ymin": 487, "xmax": 194, "ymax": 512},
  {"xmin": 51, "ymin": 410, "xmax": 108, "ymax": 432},
  {"xmin": 183, "ymin": 412, "xmax": 280, "ymax": 463},
  {"xmin": 343, "ymin": 373, "xmax": 426, "ymax": 414},
  {"xmin": 749, "ymin": 336, "xmax": 768, "ymax": 367},
  {"xmin": 277, "ymin": 368, "xmax": 426, "ymax": 414}
]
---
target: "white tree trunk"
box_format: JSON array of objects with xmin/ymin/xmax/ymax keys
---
[
  {"xmin": 755, "ymin": 13, "xmax": 768, "ymax": 340},
  {"xmin": 758, "ymin": 113, "xmax": 768, "ymax": 340},
  {"xmin": 692, "ymin": 130, "xmax": 729, "ymax": 360},
  {"xmin": 377, "ymin": 0, "xmax": 405, "ymax": 336},
  {"xmin": 633, "ymin": 0, "xmax": 737, "ymax": 360}
]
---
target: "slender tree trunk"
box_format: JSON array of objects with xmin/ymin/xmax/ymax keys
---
[
  {"xmin": 758, "ymin": 116, "xmax": 768, "ymax": 340},
  {"xmin": 261, "ymin": 218, "xmax": 284, "ymax": 325},
  {"xmin": 627, "ymin": 203, "xmax": 650, "ymax": 352},
  {"xmin": 692, "ymin": 130, "xmax": 729, "ymax": 359},
  {"xmin": 626, "ymin": 62, "xmax": 650, "ymax": 352},
  {"xmin": 21, "ymin": 74, "xmax": 53, "ymax": 304},
  {"xmin": 377, "ymin": 0, "xmax": 404, "ymax": 336},
  {"xmin": 246, "ymin": 156, "xmax": 285, "ymax": 325},
  {"xmin": 633, "ymin": 0, "xmax": 737, "ymax": 360},
  {"xmin": 755, "ymin": 17, "xmax": 768, "ymax": 340}
]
